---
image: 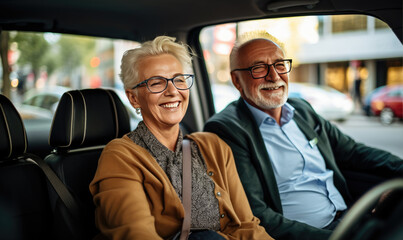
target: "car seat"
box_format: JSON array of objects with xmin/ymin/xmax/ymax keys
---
[
  {"xmin": 45, "ymin": 88, "xmax": 131, "ymax": 239},
  {"xmin": 0, "ymin": 94, "xmax": 53, "ymax": 240}
]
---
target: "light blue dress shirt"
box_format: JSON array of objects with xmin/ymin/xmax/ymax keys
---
[{"xmin": 245, "ymin": 100, "xmax": 347, "ymax": 228}]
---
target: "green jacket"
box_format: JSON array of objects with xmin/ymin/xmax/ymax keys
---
[{"xmin": 204, "ymin": 97, "xmax": 403, "ymax": 240}]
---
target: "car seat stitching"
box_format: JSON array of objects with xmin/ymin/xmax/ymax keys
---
[
  {"xmin": 0, "ymin": 102, "xmax": 13, "ymax": 158},
  {"xmin": 48, "ymin": 97, "xmax": 58, "ymax": 147},
  {"xmin": 14, "ymin": 103, "xmax": 28, "ymax": 154},
  {"xmin": 78, "ymin": 90, "xmax": 87, "ymax": 146},
  {"xmin": 2, "ymin": 99, "xmax": 27, "ymax": 153},
  {"xmin": 105, "ymin": 90, "xmax": 119, "ymax": 138},
  {"xmin": 65, "ymin": 92, "xmax": 74, "ymax": 148}
]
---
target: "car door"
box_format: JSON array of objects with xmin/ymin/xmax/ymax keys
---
[{"xmin": 385, "ymin": 87, "xmax": 403, "ymax": 118}]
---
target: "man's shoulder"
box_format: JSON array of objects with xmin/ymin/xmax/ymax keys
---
[
  {"xmin": 287, "ymin": 97, "xmax": 319, "ymax": 119},
  {"xmin": 205, "ymin": 99, "xmax": 245, "ymax": 128},
  {"xmin": 287, "ymin": 97, "xmax": 313, "ymax": 110},
  {"xmin": 210, "ymin": 100, "xmax": 239, "ymax": 119}
]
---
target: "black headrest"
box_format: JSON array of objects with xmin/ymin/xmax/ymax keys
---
[
  {"xmin": 0, "ymin": 94, "xmax": 27, "ymax": 160},
  {"xmin": 49, "ymin": 89, "xmax": 131, "ymax": 151}
]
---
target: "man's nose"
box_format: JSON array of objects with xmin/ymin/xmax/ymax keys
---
[{"xmin": 265, "ymin": 65, "xmax": 280, "ymax": 81}]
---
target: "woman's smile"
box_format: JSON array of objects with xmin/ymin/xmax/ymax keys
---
[{"xmin": 160, "ymin": 101, "xmax": 180, "ymax": 109}]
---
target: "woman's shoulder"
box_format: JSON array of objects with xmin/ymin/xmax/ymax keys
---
[
  {"xmin": 103, "ymin": 134, "xmax": 146, "ymax": 153},
  {"xmin": 100, "ymin": 135, "xmax": 153, "ymax": 167},
  {"xmin": 104, "ymin": 134, "xmax": 132, "ymax": 147},
  {"xmin": 187, "ymin": 131, "xmax": 220, "ymax": 141},
  {"xmin": 187, "ymin": 132, "xmax": 228, "ymax": 149}
]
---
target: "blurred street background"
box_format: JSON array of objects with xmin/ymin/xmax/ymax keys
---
[{"xmin": 334, "ymin": 112, "xmax": 403, "ymax": 158}]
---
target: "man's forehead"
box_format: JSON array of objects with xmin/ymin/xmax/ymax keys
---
[
  {"xmin": 242, "ymin": 38, "xmax": 281, "ymax": 50},
  {"xmin": 239, "ymin": 40, "xmax": 284, "ymax": 62}
]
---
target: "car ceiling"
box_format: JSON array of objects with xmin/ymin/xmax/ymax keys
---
[{"xmin": 0, "ymin": 0, "xmax": 402, "ymax": 43}]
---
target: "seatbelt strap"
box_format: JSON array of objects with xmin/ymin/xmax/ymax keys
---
[
  {"xmin": 24, "ymin": 153, "xmax": 81, "ymax": 221},
  {"xmin": 180, "ymin": 139, "xmax": 192, "ymax": 240}
]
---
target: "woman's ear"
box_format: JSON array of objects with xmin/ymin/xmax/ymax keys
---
[{"xmin": 125, "ymin": 89, "xmax": 141, "ymax": 109}]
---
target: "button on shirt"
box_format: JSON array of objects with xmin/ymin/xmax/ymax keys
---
[{"xmin": 245, "ymin": 100, "xmax": 347, "ymax": 228}]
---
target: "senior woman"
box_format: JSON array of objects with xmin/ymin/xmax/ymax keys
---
[{"xmin": 89, "ymin": 36, "xmax": 272, "ymax": 240}]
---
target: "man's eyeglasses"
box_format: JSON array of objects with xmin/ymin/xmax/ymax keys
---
[
  {"xmin": 131, "ymin": 74, "xmax": 194, "ymax": 93},
  {"xmin": 231, "ymin": 59, "xmax": 292, "ymax": 79}
]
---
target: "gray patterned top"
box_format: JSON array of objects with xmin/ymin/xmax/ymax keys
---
[{"xmin": 127, "ymin": 121, "xmax": 220, "ymax": 230}]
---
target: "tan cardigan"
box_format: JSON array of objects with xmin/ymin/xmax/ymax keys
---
[{"xmin": 90, "ymin": 132, "xmax": 273, "ymax": 240}]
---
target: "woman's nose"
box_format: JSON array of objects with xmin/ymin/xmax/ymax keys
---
[{"xmin": 164, "ymin": 81, "xmax": 178, "ymax": 94}]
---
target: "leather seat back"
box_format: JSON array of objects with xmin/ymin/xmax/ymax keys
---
[
  {"xmin": 45, "ymin": 88, "xmax": 131, "ymax": 239},
  {"xmin": 0, "ymin": 94, "xmax": 53, "ymax": 240}
]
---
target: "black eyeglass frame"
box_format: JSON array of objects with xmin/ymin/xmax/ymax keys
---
[
  {"xmin": 231, "ymin": 59, "xmax": 293, "ymax": 79},
  {"xmin": 131, "ymin": 74, "xmax": 194, "ymax": 93}
]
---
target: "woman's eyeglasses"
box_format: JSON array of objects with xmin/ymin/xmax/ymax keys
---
[{"xmin": 132, "ymin": 74, "xmax": 194, "ymax": 93}]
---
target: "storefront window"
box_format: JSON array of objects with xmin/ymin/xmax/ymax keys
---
[{"xmin": 331, "ymin": 15, "xmax": 367, "ymax": 33}]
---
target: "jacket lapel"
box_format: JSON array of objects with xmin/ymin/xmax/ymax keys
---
[{"xmin": 293, "ymin": 110, "xmax": 337, "ymax": 169}]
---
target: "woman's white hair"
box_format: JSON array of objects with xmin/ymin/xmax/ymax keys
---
[{"xmin": 120, "ymin": 36, "xmax": 194, "ymax": 90}]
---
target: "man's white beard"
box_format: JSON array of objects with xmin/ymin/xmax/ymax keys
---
[{"xmin": 245, "ymin": 82, "xmax": 288, "ymax": 110}]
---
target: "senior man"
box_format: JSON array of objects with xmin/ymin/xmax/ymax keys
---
[{"xmin": 204, "ymin": 32, "xmax": 403, "ymax": 240}]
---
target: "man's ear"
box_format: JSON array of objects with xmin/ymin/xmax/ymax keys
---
[
  {"xmin": 125, "ymin": 89, "xmax": 141, "ymax": 109},
  {"xmin": 231, "ymin": 72, "xmax": 243, "ymax": 93}
]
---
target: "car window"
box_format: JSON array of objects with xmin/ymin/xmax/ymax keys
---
[
  {"xmin": 41, "ymin": 95, "xmax": 59, "ymax": 110},
  {"xmin": 200, "ymin": 14, "xmax": 402, "ymax": 113},
  {"xmin": 28, "ymin": 95, "xmax": 43, "ymax": 107},
  {"xmin": 199, "ymin": 14, "xmax": 403, "ymax": 156},
  {"xmin": 2, "ymin": 31, "xmax": 142, "ymax": 128},
  {"xmin": 387, "ymin": 88, "xmax": 403, "ymax": 97}
]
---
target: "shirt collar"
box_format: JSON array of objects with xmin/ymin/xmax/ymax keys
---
[{"xmin": 243, "ymin": 99, "xmax": 295, "ymax": 126}]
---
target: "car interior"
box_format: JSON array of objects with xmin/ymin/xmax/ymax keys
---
[{"xmin": 1, "ymin": 0, "xmax": 402, "ymax": 239}]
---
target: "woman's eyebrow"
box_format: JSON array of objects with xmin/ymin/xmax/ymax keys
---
[{"xmin": 147, "ymin": 73, "xmax": 184, "ymax": 79}]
